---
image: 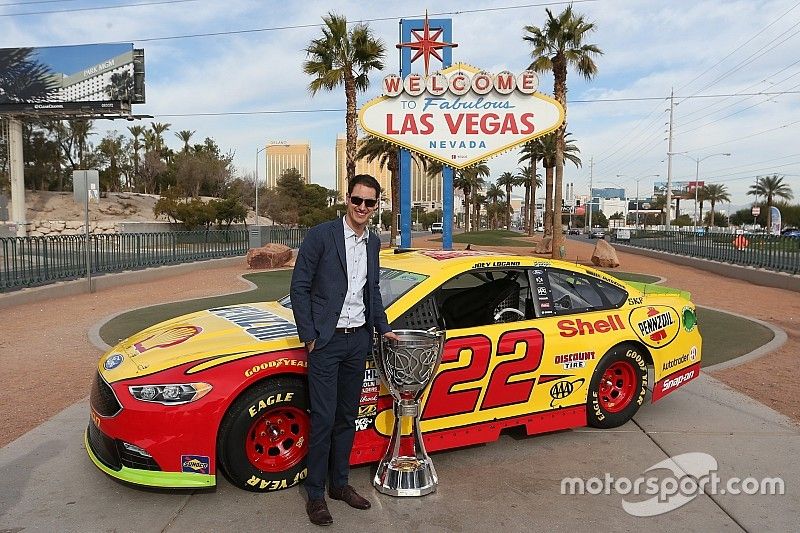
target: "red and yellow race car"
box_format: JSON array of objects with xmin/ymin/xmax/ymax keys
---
[{"xmin": 86, "ymin": 250, "xmax": 701, "ymax": 492}]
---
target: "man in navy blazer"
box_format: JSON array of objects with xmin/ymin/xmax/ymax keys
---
[{"xmin": 290, "ymin": 174, "xmax": 397, "ymax": 526}]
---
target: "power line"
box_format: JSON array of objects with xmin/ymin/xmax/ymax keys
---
[
  {"xmin": 0, "ymin": 0, "xmax": 82, "ymax": 6},
  {"xmin": 150, "ymin": 89, "xmax": 800, "ymax": 118},
  {"xmin": 11, "ymin": 0, "xmax": 597, "ymax": 45},
  {"xmin": 676, "ymin": 1, "xmax": 800, "ymax": 95},
  {"xmin": 0, "ymin": 0, "xmax": 198, "ymax": 17}
]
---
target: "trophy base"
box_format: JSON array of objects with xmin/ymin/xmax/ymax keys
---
[{"xmin": 373, "ymin": 456, "xmax": 437, "ymax": 497}]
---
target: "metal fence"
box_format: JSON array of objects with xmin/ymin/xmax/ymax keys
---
[
  {"xmin": 0, "ymin": 230, "xmax": 249, "ymax": 291},
  {"xmin": 615, "ymin": 229, "xmax": 800, "ymax": 274}
]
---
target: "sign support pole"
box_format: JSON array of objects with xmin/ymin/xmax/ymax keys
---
[
  {"xmin": 81, "ymin": 171, "xmax": 94, "ymax": 293},
  {"xmin": 8, "ymin": 117, "xmax": 26, "ymax": 237},
  {"xmin": 399, "ymin": 18, "xmax": 454, "ymax": 250}
]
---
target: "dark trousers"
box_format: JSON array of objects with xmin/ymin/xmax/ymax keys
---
[{"xmin": 305, "ymin": 326, "xmax": 369, "ymax": 500}]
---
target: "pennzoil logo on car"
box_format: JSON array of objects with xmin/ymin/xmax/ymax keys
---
[
  {"xmin": 181, "ymin": 455, "xmax": 210, "ymax": 474},
  {"xmin": 629, "ymin": 305, "xmax": 681, "ymax": 348}
]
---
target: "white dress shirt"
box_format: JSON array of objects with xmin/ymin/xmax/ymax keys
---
[{"xmin": 337, "ymin": 217, "xmax": 368, "ymax": 328}]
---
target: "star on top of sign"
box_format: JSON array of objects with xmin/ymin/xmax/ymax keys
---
[{"xmin": 396, "ymin": 11, "xmax": 458, "ymax": 76}]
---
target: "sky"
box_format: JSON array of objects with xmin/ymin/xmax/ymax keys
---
[{"xmin": 2, "ymin": 0, "xmax": 800, "ymax": 213}]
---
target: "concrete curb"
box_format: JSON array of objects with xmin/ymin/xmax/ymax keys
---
[
  {"xmin": 613, "ymin": 242, "xmax": 800, "ymax": 292},
  {"xmin": 0, "ymin": 256, "xmax": 247, "ymax": 309}
]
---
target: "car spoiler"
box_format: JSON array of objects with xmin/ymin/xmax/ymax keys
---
[{"xmin": 626, "ymin": 282, "xmax": 691, "ymax": 301}]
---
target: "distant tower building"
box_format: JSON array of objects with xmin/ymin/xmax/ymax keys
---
[
  {"xmin": 265, "ymin": 141, "xmax": 311, "ymax": 187},
  {"xmin": 335, "ymin": 134, "xmax": 442, "ymax": 209}
]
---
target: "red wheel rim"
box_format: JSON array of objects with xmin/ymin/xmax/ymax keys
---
[
  {"xmin": 245, "ymin": 406, "xmax": 308, "ymax": 472},
  {"xmin": 598, "ymin": 361, "xmax": 637, "ymax": 413}
]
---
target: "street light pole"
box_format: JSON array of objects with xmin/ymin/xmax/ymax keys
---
[
  {"xmin": 255, "ymin": 145, "xmax": 268, "ymax": 226},
  {"xmin": 672, "ymin": 152, "xmax": 731, "ymax": 232}
]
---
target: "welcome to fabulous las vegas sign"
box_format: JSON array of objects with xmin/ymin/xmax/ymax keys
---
[{"xmin": 359, "ymin": 64, "xmax": 565, "ymax": 170}]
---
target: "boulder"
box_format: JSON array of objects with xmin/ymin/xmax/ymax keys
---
[
  {"xmin": 246, "ymin": 243, "xmax": 293, "ymax": 269},
  {"xmin": 534, "ymin": 235, "xmax": 553, "ymax": 254},
  {"xmin": 591, "ymin": 239, "xmax": 620, "ymax": 268}
]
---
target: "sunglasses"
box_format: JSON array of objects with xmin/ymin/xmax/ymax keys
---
[{"xmin": 349, "ymin": 196, "xmax": 378, "ymax": 208}]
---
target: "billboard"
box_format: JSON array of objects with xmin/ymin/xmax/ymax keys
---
[
  {"xmin": 0, "ymin": 43, "xmax": 144, "ymax": 114},
  {"xmin": 653, "ymin": 181, "xmax": 703, "ymax": 198}
]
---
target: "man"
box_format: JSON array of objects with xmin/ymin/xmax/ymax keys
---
[{"xmin": 290, "ymin": 174, "xmax": 398, "ymax": 526}]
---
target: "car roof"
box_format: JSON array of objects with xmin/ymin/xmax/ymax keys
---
[{"xmin": 380, "ymin": 249, "xmax": 610, "ymax": 278}]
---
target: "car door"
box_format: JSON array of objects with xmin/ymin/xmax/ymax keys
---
[
  {"xmin": 406, "ymin": 267, "xmax": 549, "ymax": 443},
  {"xmin": 526, "ymin": 267, "xmax": 630, "ymax": 412}
]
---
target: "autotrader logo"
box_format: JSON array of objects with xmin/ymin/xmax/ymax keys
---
[{"xmin": 560, "ymin": 452, "xmax": 784, "ymax": 516}]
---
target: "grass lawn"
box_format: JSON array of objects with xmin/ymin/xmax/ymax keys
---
[{"xmin": 431, "ymin": 230, "xmax": 531, "ymax": 247}]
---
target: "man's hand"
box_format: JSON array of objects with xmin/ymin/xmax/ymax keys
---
[
  {"xmin": 383, "ymin": 331, "xmax": 400, "ymax": 341},
  {"xmin": 305, "ymin": 340, "xmax": 316, "ymax": 353}
]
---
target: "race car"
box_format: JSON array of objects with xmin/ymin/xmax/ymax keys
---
[{"xmin": 86, "ymin": 249, "xmax": 702, "ymax": 492}]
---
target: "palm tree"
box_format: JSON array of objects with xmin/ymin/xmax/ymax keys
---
[
  {"xmin": 473, "ymin": 193, "xmax": 487, "ymax": 230},
  {"xmin": 516, "ymin": 165, "xmax": 542, "ymax": 233},
  {"xmin": 525, "ymin": 5, "xmax": 602, "ymax": 257},
  {"xmin": 304, "ymin": 12, "xmax": 385, "ymax": 182},
  {"xmin": 150, "ymin": 122, "xmax": 171, "ymax": 152},
  {"xmin": 748, "ymin": 174, "xmax": 794, "ymax": 230},
  {"xmin": 696, "ymin": 185, "xmax": 708, "ymax": 227},
  {"xmin": 514, "ymin": 169, "xmax": 530, "ymax": 231},
  {"xmin": 0, "ymin": 47, "xmax": 58, "ymax": 103},
  {"xmin": 651, "ymin": 195, "xmax": 668, "ymax": 226},
  {"xmin": 175, "ymin": 130, "xmax": 195, "ymax": 153},
  {"xmin": 540, "ymin": 132, "xmax": 582, "ymax": 237},
  {"xmin": 69, "ymin": 119, "xmax": 94, "ymax": 168},
  {"xmin": 703, "ymin": 183, "xmax": 730, "ymax": 228},
  {"xmin": 356, "ymin": 135, "xmax": 426, "ymax": 245},
  {"xmin": 427, "ymin": 160, "xmax": 489, "ymax": 233},
  {"xmin": 519, "ymin": 139, "xmax": 544, "ymax": 235},
  {"xmin": 127, "ymin": 125, "xmax": 144, "ymax": 191},
  {"xmin": 496, "ymin": 171, "xmax": 516, "ymax": 229},
  {"xmin": 484, "ymin": 183, "xmax": 505, "ymax": 229},
  {"xmin": 105, "ymin": 71, "xmax": 133, "ymax": 102}
]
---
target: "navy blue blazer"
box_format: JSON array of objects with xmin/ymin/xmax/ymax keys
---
[{"xmin": 290, "ymin": 218, "xmax": 391, "ymax": 351}]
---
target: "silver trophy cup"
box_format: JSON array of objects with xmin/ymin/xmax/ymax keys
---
[{"xmin": 373, "ymin": 329, "xmax": 445, "ymax": 496}]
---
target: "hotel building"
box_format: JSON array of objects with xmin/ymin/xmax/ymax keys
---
[
  {"xmin": 265, "ymin": 141, "xmax": 312, "ymax": 188},
  {"xmin": 335, "ymin": 134, "xmax": 443, "ymax": 210}
]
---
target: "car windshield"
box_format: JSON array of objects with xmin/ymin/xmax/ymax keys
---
[{"xmin": 278, "ymin": 267, "xmax": 428, "ymax": 309}]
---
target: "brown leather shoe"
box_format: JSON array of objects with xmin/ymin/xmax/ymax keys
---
[
  {"xmin": 306, "ymin": 498, "xmax": 333, "ymax": 526},
  {"xmin": 328, "ymin": 485, "xmax": 371, "ymax": 510}
]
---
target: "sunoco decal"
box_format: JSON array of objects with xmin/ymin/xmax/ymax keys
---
[
  {"xmin": 181, "ymin": 455, "xmax": 210, "ymax": 474},
  {"xmin": 628, "ymin": 306, "xmax": 681, "ymax": 348},
  {"xmin": 209, "ymin": 305, "xmax": 297, "ymax": 341}
]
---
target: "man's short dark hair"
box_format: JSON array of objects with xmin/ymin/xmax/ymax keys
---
[{"xmin": 348, "ymin": 174, "xmax": 381, "ymax": 198}]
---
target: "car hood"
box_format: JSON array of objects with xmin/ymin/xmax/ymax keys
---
[{"xmin": 98, "ymin": 302, "xmax": 302, "ymax": 382}]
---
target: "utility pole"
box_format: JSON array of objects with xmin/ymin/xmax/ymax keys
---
[
  {"xmin": 587, "ymin": 156, "xmax": 594, "ymax": 231},
  {"xmin": 665, "ymin": 88, "xmax": 675, "ymax": 230}
]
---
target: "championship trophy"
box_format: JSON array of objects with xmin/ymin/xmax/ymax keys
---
[{"xmin": 373, "ymin": 329, "xmax": 445, "ymax": 496}]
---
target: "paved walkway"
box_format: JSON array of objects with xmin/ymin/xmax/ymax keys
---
[{"xmin": 0, "ymin": 236, "xmax": 798, "ymax": 531}]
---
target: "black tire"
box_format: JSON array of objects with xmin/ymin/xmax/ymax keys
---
[
  {"xmin": 587, "ymin": 345, "xmax": 648, "ymax": 429},
  {"xmin": 217, "ymin": 377, "xmax": 309, "ymax": 492}
]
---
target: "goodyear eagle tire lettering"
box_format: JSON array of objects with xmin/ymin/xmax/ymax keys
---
[
  {"xmin": 587, "ymin": 345, "xmax": 648, "ymax": 429},
  {"xmin": 217, "ymin": 377, "xmax": 310, "ymax": 492}
]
